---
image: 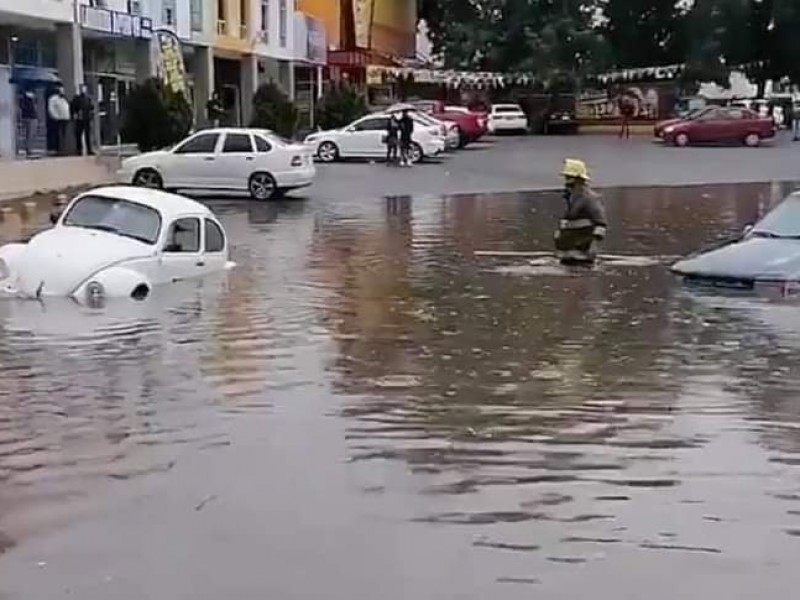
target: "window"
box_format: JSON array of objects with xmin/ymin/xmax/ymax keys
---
[
  {"xmin": 278, "ymin": 0, "xmax": 287, "ymax": 46},
  {"xmin": 217, "ymin": 0, "xmax": 226, "ymax": 23},
  {"xmin": 352, "ymin": 118, "xmax": 388, "ymax": 132},
  {"xmin": 260, "ymin": 0, "xmax": 269, "ymax": 37},
  {"xmin": 163, "ymin": 0, "xmax": 176, "ymax": 27},
  {"xmin": 254, "ymin": 136, "xmax": 272, "ymax": 152},
  {"xmin": 63, "ymin": 195, "xmax": 161, "ymax": 245},
  {"xmin": 240, "ymin": 0, "xmax": 248, "ymax": 36},
  {"xmin": 190, "ymin": 0, "xmax": 203, "ymax": 31},
  {"xmin": 205, "ymin": 219, "xmax": 226, "ymax": 252},
  {"xmin": 174, "ymin": 133, "xmax": 219, "ymax": 154},
  {"xmin": 222, "ymin": 133, "xmax": 254, "ymax": 153},
  {"xmin": 165, "ymin": 218, "xmax": 201, "ymax": 253}
]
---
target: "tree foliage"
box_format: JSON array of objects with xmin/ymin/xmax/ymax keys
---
[
  {"xmin": 315, "ymin": 83, "xmax": 369, "ymax": 130},
  {"xmin": 420, "ymin": 0, "xmax": 800, "ymax": 86},
  {"xmin": 121, "ymin": 78, "xmax": 192, "ymax": 152},
  {"xmin": 250, "ymin": 82, "xmax": 299, "ymax": 139}
]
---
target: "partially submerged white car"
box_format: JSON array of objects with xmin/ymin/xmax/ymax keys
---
[{"xmin": 0, "ymin": 186, "xmax": 234, "ymax": 305}]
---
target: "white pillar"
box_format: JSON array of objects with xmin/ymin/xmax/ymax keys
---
[
  {"xmin": 56, "ymin": 23, "xmax": 83, "ymax": 96},
  {"xmin": 240, "ymin": 54, "xmax": 258, "ymax": 126}
]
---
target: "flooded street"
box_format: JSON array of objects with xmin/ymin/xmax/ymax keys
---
[{"xmin": 2, "ymin": 181, "xmax": 800, "ymax": 598}]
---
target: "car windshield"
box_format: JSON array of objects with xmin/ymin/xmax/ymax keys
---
[
  {"xmin": 62, "ymin": 195, "xmax": 162, "ymax": 245},
  {"xmin": 751, "ymin": 196, "xmax": 800, "ymax": 239}
]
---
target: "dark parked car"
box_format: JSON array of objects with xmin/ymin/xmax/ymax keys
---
[
  {"xmin": 672, "ymin": 192, "xmax": 800, "ymax": 293},
  {"xmin": 544, "ymin": 110, "xmax": 579, "ymax": 135},
  {"xmin": 659, "ymin": 106, "xmax": 776, "ymax": 147}
]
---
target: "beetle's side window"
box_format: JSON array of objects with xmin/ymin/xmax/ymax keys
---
[
  {"xmin": 164, "ymin": 218, "xmax": 200, "ymax": 253},
  {"xmin": 204, "ymin": 219, "xmax": 226, "ymax": 253},
  {"xmin": 173, "ymin": 133, "xmax": 219, "ymax": 154},
  {"xmin": 254, "ymin": 135, "xmax": 272, "ymax": 153}
]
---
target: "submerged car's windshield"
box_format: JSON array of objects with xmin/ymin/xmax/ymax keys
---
[
  {"xmin": 751, "ymin": 196, "xmax": 800, "ymax": 239},
  {"xmin": 63, "ymin": 195, "xmax": 162, "ymax": 245}
]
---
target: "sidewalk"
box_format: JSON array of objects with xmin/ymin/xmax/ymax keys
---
[{"xmin": 0, "ymin": 155, "xmax": 118, "ymax": 202}]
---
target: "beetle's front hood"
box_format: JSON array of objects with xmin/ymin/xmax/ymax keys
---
[
  {"xmin": 672, "ymin": 237, "xmax": 800, "ymax": 281},
  {"xmin": 11, "ymin": 226, "xmax": 155, "ymax": 297}
]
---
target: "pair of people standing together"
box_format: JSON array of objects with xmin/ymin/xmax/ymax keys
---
[{"xmin": 385, "ymin": 110, "xmax": 414, "ymax": 167}]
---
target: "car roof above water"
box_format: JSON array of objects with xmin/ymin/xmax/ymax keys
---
[{"xmin": 77, "ymin": 186, "xmax": 214, "ymax": 219}]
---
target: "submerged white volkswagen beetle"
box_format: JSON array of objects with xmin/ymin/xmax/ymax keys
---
[{"xmin": 0, "ymin": 186, "xmax": 233, "ymax": 305}]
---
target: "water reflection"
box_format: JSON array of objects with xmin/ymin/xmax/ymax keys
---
[{"xmin": 2, "ymin": 181, "xmax": 800, "ymax": 597}]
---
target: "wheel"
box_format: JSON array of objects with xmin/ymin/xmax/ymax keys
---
[
  {"xmin": 744, "ymin": 132, "xmax": 761, "ymax": 147},
  {"xmin": 317, "ymin": 141, "xmax": 339, "ymax": 163},
  {"xmin": 132, "ymin": 168, "xmax": 163, "ymax": 189},
  {"xmin": 408, "ymin": 142, "xmax": 423, "ymax": 164},
  {"xmin": 674, "ymin": 133, "xmax": 690, "ymax": 147},
  {"xmin": 249, "ymin": 172, "xmax": 278, "ymax": 201}
]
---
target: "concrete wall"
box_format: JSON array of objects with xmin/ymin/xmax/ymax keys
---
[
  {"xmin": 0, "ymin": 0, "xmax": 74, "ymax": 23},
  {"xmin": 0, "ymin": 156, "xmax": 112, "ymax": 199}
]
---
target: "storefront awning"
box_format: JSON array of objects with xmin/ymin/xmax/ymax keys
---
[{"xmin": 10, "ymin": 67, "xmax": 61, "ymax": 85}]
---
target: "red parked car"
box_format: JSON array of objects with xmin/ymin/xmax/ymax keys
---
[
  {"xmin": 658, "ymin": 106, "xmax": 776, "ymax": 147},
  {"xmin": 410, "ymin": 101, "xmax": 488, "ymax": 147}
]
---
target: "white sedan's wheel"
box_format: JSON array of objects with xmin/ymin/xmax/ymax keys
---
[
  {"xmin": 674, "ymin": 133, "xmax": 690, "ymax": 147},
  {"xmin": 132, "ymin": 168, "xmax": 163, "ymax": 189},
  {"xmin": 317, "ymin": 142, "xmax": 339, "ymax": 163},
  {"xmin": 408, "ymin": 142, "xmax": 423, "ymax": 164},
  {"xmin": 744, "ymin": 132, "xmax": 761, "ymax": 147},
  {"xmin": 249, "ymin": 172, "xmax": 278, "ymax": 201}
]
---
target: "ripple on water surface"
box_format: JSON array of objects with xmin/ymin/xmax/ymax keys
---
[{"xmin": 2, "ymin": 185, "xmax": 800, "ymax": 597}]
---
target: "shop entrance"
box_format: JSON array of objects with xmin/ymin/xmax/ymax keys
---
[{"xmin": 91, "ymin": 75, "xmax": 135, "ymax": 147}]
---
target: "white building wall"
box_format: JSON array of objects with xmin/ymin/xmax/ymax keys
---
[
  {"xmin": 150, "ymin": 0, "xmax": 192, "ymax": 40},
  {"xmin": 251, "ymin": 0, "xmax": 296, "ymax": 62},
  {"xmin": 0, "ymin": 0, "xmax": 74, "ymax": 23}
]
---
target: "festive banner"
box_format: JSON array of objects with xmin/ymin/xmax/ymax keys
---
[
  {"xmin": 354, "ymin": 0, "xmax": 374, "ymax": 49},
  {"xmin": 155, "ymin": 28, "xmax": 188, "ymax": 97}
]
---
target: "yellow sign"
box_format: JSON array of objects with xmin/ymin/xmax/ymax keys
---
[
  {"xmin": 354, "ymin": 0, "xmax": 374, "ymax": 49},
  {"xmin": 155, "ymin": 29, "xmax": 188, "ymax": 97}
]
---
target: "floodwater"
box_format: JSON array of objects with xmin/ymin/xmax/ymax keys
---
[{"xmin": 1, "ymin": 181, "xmax": 800, "ymax": 599}]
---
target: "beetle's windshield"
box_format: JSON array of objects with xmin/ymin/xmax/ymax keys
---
[
  {"xmin": 62, "ymin": 195, "xmax": 162, "ymax": 245},
  {"xmin": 751, "ymin": 196, "xmax": 800, "ymax": 239}
]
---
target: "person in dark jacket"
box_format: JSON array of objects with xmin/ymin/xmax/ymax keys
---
[
  {"xmin": 554, "ymin": 159, "xmax": 607, "ymax": 265},
  {"xmin": 385, "ymin": 113, "xmax": 400, "ymax": 165},
  {"xmin": 19, "ymin": 90, "xmax": 38, "ymax": 158},
  {"xmin": 71, "ymin": 84, "xmax": 95, "ymax": 156},
  {"xmin": 398, "ymin": 109, "xmax": 414, "ymax": 167}
]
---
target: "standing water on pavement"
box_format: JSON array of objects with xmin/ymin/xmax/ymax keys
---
[{"xmin": 1, "ymin": 182, "xmax": 800, "ymax": 599}]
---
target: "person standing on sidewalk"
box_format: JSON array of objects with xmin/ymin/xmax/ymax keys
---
[
  {"xmin": 19, "ymin": 90, "xmax": 38, "ymax": 158},
  {"xmin": 47, "ymin": 86, "xmax": 71, "ymax": 156},
  {"xmin": 790, "ymin": 100, "xmax": 800, "ymax": 142},
  {"xmin": 71, "ymin": 85, "xmax": 95, "ymax": 156},
  {"xmin": 398, "ymin": 109, "xmax": 414, "ymax": 167},
  {"xmin": 207, "ymin": 91, "xmax": 225, "ymax": 128},
  {"xmin": 618, "ymin": 93, "xmax": 635, "ymax": 139}
]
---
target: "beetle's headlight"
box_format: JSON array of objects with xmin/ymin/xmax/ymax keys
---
[{"xmin": 86, "ymin": 281, "xmax": 105, "ymax": 306}]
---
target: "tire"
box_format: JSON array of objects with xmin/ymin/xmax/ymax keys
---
[
  {"xmin": 408, "ymin": 142, "xmax": 423, "ymax": 164},
  {"xmin": 454, "ymin": 126, "xmax": 465, "ymax": 148},
  {"xmin": 317, "ymin": 141, "xmax": 339, "ymax": 163},
  {"xmin": 248, "ymin": 172, "xmax": 278, "ymax": 201},
  {"xmin": 744, "ymin": 132, "xmax": 761, "ymax": 147},
  {"xmin": 132, "ymin": 168, "xmax": 163, "ymax": 189},
  {"xmin": 674, "ymin": 133, "xmax": 690, "ymax": 147}
]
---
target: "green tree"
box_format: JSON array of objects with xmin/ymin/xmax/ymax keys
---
[
  {"xmin": 250, "ymin": 82, "xmax": 299, "ymax": 139},
  {"xmin": 121, "ymin": 78, "xmax": 191, "ymax": 152},
  {"xmin": 315, "ymin": 83, "xmax": 369, "ymax": 130},
  {"xmin": 603, "ymin": 0, "xmax": 688, "ymax": 68},
  {"xmin": 418, "ymin": 0, "xmax": 608, "ymax": 86}
]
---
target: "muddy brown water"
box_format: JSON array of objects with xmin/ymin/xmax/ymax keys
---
[{"xmin": 1, "ymin": 182, "xmax": 800, "ymax": 599}]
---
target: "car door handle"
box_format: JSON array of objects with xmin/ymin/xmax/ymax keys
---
[
  {"xmin": 204, "ymin": 157, "xmax": 215, "ymax": 161},
  {"xmin": 196, "ymin": 261, "xmax": 205, "ymax": 267},
  {"xmin": 245, "ymin": 156, "xmax": 255, "ymax": 161}
]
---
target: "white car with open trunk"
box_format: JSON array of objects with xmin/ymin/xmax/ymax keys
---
[
  {"xmin": 0, "ymin": 186, "xmax": 234, "ymax": 306},
  {"xmin": 117, "ymin": 128, "xmax": 315, "ymax": 200}
]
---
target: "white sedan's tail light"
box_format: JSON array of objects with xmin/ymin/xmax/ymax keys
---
[{"xmin": 291, "ymin": 156, "xmax": 303, "ymax": 167}]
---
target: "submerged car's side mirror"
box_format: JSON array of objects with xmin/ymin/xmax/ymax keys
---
[{"xmin": 743, "ymin": 224, "xmax": 754, "ymax": 237}]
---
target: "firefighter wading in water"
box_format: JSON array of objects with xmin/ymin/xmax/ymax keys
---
[{"xmin": 554, "ymin": 159, "xmax": 608, "ymax": 265}]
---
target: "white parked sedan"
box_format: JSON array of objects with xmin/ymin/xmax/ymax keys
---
[
  {"xmin": 304, "ymin": 114, "xmax": 446, "ymax": 164},
  {"xmin": 117, "ymin": 128, "xmax": 315, "ymax": 200},
  {"xmin": 488, "ymin": 104, "xmax": 528, "ymax": 134},
  {"xmin": 0, "ymin": 186, "xmax": 234, "ymax": 305}
]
